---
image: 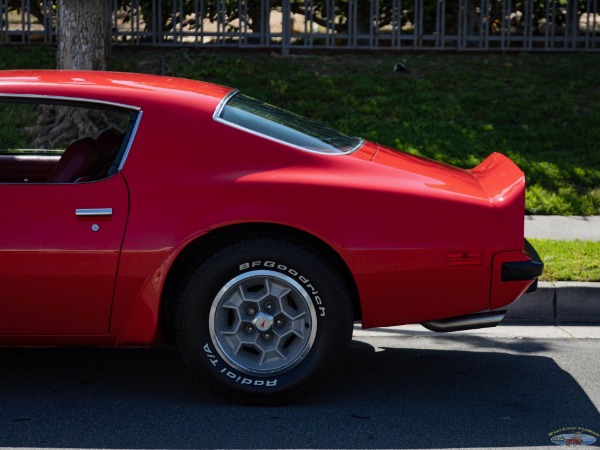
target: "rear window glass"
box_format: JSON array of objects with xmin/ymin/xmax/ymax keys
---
[{"xmin": 217, "ymin": 93, "xmax": 363, "ymax": 154}]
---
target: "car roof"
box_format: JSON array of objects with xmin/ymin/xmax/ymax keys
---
[{"xmin": 0, "ymin": 70, "xmax": 233, "ymax": 111}]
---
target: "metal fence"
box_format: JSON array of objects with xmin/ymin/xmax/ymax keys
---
[{"xmin": 2, "ymin": 0, "xmax": 600, "ymax": 51}]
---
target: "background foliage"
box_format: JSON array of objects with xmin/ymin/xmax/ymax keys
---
[{"xmin": 0, "ymin": 46, "xmax": 598, "ymax": 215}]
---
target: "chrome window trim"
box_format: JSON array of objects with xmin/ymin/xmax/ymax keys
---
[
  {"xmin": 212, "ymin": 92, "xmax": 363, "ymax": 156},
  {"xmin": 212, "ymin": 89, "xmax": 238, "ymax": 120},
  {"xmin": 0, "ymin": 93, "xmax": 141, "ymax": 112},
  {"xmin": 117, "ymin": 110, "xmax": 143, "ymax": 171}
]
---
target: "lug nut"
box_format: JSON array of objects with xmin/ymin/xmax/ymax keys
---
[
  {"xmin": 263, "ymin": 332, "xmax": 272, "ymax": 340},
  {"xmin": 246, "ymin": 324, "xmax": 255, "ymax": 333},
  {"xmin": 265, "ymin": 302, "xmax": 274, "ymax": 312},
  {"xmin": 247, "ymin": 306, "xmax": 257, "ymax": 316},
  {"xmin": 275, "ymin": 317, "xmax": 284, "ymax": 327}
]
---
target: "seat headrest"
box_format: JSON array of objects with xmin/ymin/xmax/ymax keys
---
[
  {"xmin": 47, "ymin": 137, "xmax": 100, "ymax": 183},
  {"xmin": 95, "ymin": 128, "xmax": 123, "ymax": 162}
]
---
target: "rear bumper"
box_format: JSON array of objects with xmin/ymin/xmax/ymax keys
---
[
  {"xmin": 501, "ymin": 239, "xmax": 544, "ymax": 291},
  {"xmin": 424, "ymin": 240, "xmax": 545, "ymax": 332},
  {"xmin": 491, "ymin": 240, "xmax": 543, "ymax": 309}
]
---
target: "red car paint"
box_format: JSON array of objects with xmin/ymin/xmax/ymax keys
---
[{"xmin": 0, "ymin": 70, "xmax": 537, "ymax": 346}]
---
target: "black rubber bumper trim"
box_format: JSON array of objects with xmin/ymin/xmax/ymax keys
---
[
  {"xmin": 501, "ymin": 239, "xmax": 544, "ymax": 282},
  {"xmin": 525, "ymin": 278, "xmax": 538, "ymax": 293}
]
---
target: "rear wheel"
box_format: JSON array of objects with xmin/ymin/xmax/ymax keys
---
[{"xmin": 176, "ymin": 238, "xmax": 353, "ymax": 405}]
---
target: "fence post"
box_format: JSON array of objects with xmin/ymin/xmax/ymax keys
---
[
  {"xmin": 282, "ymin": 0, "xmax": 290, "ymax": 54},
  {"xmin": 4, "ymin": 0, "xmax": 600, "ymax": 51}
]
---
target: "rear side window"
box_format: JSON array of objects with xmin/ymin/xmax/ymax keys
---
[{"xmin": 216, "ymin": 93, "xmax": 363, "ymax": 154}]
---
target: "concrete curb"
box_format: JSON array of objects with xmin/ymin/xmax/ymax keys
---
[{"xmin": 505, "ymin": 281, "xmax": 600, "ymax": 324}]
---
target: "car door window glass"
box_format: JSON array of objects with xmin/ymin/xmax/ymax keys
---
[{"xmin": 0, "ymin": 101, "xmax": 134, "ymax": 183}]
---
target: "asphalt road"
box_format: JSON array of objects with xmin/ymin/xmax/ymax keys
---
[{"xmin": 1, "ymin": 328, "xmax": 599, "ymax": 449}]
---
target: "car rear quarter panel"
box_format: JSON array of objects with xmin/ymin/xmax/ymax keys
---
[{"xmin": 113, "ymin": 101, "xmax": 522, "ymax": 342}]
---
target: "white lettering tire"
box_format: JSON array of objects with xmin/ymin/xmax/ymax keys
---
[{"xmin": 176, "ymin": 238, "xmax": 353, "ymax": 405}]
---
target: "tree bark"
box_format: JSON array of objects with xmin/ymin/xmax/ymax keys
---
[
  {"xmin": 57, "ymin": 0, "xmax": 110, "ymax": 70},
  {"xmin": 35, "ymin": 1, "xmax": 112, "ymax": 149}
]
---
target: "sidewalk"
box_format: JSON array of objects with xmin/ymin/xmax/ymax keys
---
[
  {"xmin": 525, "ymin": 215, "xmax": 600, "ymax": 241},
  {"xmin": 507, "ymin": 215, "xmax": 600, "ymax": 324}
]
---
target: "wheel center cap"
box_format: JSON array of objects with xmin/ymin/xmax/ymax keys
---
[{"xmin": 252, "ymin": 312, "xmax": 274, "ymax": 332}]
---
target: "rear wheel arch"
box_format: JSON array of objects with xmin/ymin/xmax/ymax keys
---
[{"xmin": 159, "ymin": 223, "xmax": 361, "ymax": 344}]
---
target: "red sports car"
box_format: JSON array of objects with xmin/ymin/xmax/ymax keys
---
[{"xmin": 0, "ymin": 70, "xmax": 542, "ymax": 404}]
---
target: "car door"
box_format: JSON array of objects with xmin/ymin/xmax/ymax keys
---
[
  {"xmin": 0, "ymin": 98, "xmax": 135, "ymax": 335},
  {"xmin": 0, "ymin": 178, "xmax": 129, "ymax": 335}
]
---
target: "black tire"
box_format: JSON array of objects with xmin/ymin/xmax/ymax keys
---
[{"xmin": 176, "ymin": 237, "xmax": 353, "ymax": 405}]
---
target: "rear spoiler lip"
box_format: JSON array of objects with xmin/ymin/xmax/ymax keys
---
[{"xmin": 469, "ymin": 153, "xmax": 526, "ymax": 249}]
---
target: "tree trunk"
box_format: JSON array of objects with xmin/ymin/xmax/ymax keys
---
[
  {"xmin": 57, "ymin": 0, "xmax": 110, "ymax": 70},
  {"xmin": 34, "ymin": 1, "xmax": 111, "ymax": 149}
]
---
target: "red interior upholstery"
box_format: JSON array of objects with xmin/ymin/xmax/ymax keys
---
[
  {"xmin": 47, "ymin": 137, "xmax": 101, "ymax": 183},
  {"xmin": 0, "ymin": 155, "xmax": 60, "ymax": 182}
]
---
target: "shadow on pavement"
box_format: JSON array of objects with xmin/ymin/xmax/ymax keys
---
[{"xmin": 0, "ymin": 340, "xmax": 598, "ymax": 448}]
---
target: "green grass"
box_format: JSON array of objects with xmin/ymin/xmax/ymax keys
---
[
  {"xmin": 1, "ymin": 46, "xmax": 599, "ymax": 215},
  {"xmin": 529, "ymin": 238, "xmax": 600, "ymax": 282},
  {"xmin": 0, "ymin": 45, "xmax": 56, "ymax": 69}
]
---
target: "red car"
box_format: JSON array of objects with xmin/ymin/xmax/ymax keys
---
[{"xmin": 0, "ymin": 70, "xmax": 542, "ymax": 404}]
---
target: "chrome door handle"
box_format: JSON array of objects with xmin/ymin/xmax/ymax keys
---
[{"xmin": 75, "ymin": 208, "xmax": 113, "ymax": 217}]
